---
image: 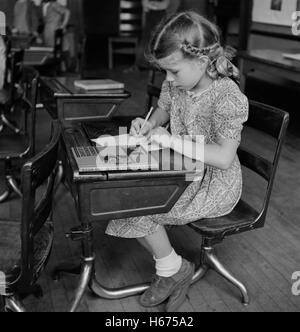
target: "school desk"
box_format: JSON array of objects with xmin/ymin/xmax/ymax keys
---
[
  {"xmin": 238, "ymin": 49, "xmax": 300, "ymax": 92},
  {"xmin": 54, "ymin": 120, "xmax": 205, "ymax": 312},
  {"xmin": 39, "ymin": 76, "xmax": 131, "ymax": 126}
]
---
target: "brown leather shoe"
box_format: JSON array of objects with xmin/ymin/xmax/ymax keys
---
[{"xmin": 140, "ymin": 259, "xmax": 195, "ymax": 308}]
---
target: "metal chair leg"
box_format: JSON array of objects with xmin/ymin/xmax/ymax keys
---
[
  {"xmin": 5, "ymin": 296, "xmax": 26, "ymax": 312},
  {"xmin": 70, "ymin": 258, "xmax": 94, "ymax": 313},
  {"xmin": 1, "ymin": 113, "xmax": 21, "ymax": 134},
  {"xmin": 0, "ymin": 187, "xmax": 11, "ymax": 203},
  {"xmin": 7, "ymin": 175, "xmax": 22, "ymax": 198},
  {"xmin": 54, "ymin": 161, "xmax": 64, "ymax": 193},
  {"xmin": 204, "ymin": 247, "xmax": 250, "ymax": 305}
]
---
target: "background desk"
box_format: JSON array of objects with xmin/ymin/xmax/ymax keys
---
[
  {"xmin": 39, "ymin": 77, "xmax": 131, "ymax": 126},
  {"xmin": 238, "ymin": 49, "xmax": 300, "ymax": 92}
]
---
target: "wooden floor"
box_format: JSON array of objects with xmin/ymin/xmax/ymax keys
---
[{"xmin": 1, "ymin": 68, "xmax": 300, "ymax": 312}]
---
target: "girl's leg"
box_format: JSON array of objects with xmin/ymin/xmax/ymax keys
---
[
  {"xmin": 137, "ymin": 237, "xmax": 154, "ymax": 255},
  {"xmin": 139, "ymin": 225, "xmax": 195, "ymax": 311},
  {"xmin": 141, "ymin": 225, "xmax": 173, "ymax": 259}
]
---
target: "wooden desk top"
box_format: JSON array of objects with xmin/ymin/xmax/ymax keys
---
[
  {"xmin": 62, "ymin": 121, "xmax": 204, "ymax": 183},
  {"xmin": 40, "ymin": 76, "xmax": 131, "ymax": 99},
  {"xmin": 238, "ymin": 49, "xmax": 300, "ymax": 72}
]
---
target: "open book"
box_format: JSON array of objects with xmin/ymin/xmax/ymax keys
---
[
  {"xmin": 74, "ymin": 79, "xmax": 125, "ymax": 91},
  {"xmin": 71, "ymin": 145, "xmax": 159, "ymax": 172},
  {"xmin": 92, "ymin": 134, "xmax": 161, "ymax": 152}
]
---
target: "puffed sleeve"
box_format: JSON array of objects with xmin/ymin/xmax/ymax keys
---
[
  {"xmin": 157, "ymin": 80, "xmax": 172, "ymax": 114},
  {"xmin": 214, "ymin": 85, "xmax": 249, "ymax": 143}
]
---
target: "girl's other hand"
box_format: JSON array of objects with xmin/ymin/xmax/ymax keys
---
[
  {"xmin": 148, "ymin": 127, "xmax": 172, "ymax": 149},
  {"xmin": 130, "ymin": 118, "xmax": 154, "ymax": 136}
]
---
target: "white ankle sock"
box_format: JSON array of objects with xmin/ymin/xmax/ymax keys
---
[{"xmin": 154, "ymin": 249, "xmax": 182, "ymax": 278}]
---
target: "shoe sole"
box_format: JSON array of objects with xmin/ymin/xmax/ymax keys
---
[
  {"xmin": 165, "ymin": 264, "xmax": 195, "ymax": 312},
  {"xmin": 140, "ymin": 263, "xmax": 195, "ymax": 308}
]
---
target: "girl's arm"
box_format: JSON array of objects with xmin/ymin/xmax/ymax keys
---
[
  {"xmin": 151, "ymin": 129, "xmax": 239, "ymax": 170},
  {"xmin": 148, "ymin": 107, "xmax": 170, "ymax": 129},
  {"xmin": 130, "ymin": 107, "xmax": 170, "ymax": 136},
  {"xmin": 171, "ymin": 136, "xmax": 240, "ymax": 170}
]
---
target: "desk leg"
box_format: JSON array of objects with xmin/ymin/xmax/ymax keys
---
[
  {"xmin": 54, "ymin": 160, "xmax": 64, "ymax": 192},
  {"xmin": 89, "ymin": 276, "xmax": 149, "ymax": 300},
  {"xmin": 89, "ymin": 264, "xmax": 208, "ymax": 300},
  {"xmin": 70, "ymin": 257, "xmax": 94, "ymax": 313}
]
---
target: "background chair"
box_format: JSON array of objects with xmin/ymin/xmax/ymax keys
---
[
  {"xmin": 0, "ymin": 66, "xmax": 39, "ymax": 203},
  {"xmin": 188, "ymin": 100, "xmax": 289, "ymax": 305},
  {"xmin": 145, "ymin": 68, "xmax": 163, "ymax": 114},
  {"xmin": 108, "ymin": 0, "xmax": 143, "ymax": 70},
  {"xmin": 0, "ymin": 49, "xmax": 24, "ymax": 134},
  {"xmin": 33, "ymin": 29, "xmax": 64, "ymax": 77},
  {"xmin": 0, "ymin": 121, "xmax": 60, "ymax": 312}
]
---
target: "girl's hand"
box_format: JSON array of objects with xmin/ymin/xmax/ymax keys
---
[
  {"xmin": 148, "ymin": 127, "xmax": 172, "ymax": 149},
  {"xmin": 130, "ymin": 117, "xmax": 155, "ymax": 136}
]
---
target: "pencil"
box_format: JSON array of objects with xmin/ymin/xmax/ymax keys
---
[{"xmin": 139, "ymin": 106, "xmax": 154, "ymax": 135}]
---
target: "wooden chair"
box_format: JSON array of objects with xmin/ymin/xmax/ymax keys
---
[
  {"xmin": 108, "ymin": 0, "xmax": 143, "ymax": 69},
  {"xmin": 0, "ymin": 121, "xmax": 60, "ymax": 312},
  {"xmin": 188, "ymin": 100, "xmax": 289, "ymax": 305},
  {"xmin": 0, "ymin": 66, "xmax": 39, "ymax": 203},
  {"xmin": 0, "ymin": 50, "xmax": 24, "ymax": 134},
  {"xmin": 33, "ymin": 29, "xmax": 64, "ymax": 76},
  {"xmin": 145, "ymin": 68, "xmax": 162, "ymax": 114}
]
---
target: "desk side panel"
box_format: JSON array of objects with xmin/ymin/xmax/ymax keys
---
[{"xmin": 79, "ymin": 179, "xmax": 190, "ymax": 222}]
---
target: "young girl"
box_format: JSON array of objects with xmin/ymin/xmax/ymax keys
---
[{"xmin": 106, "ymin": 11, "xmax": 249, "ymax": 311}]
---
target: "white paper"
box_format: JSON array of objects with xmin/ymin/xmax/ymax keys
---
[{"xmin": 92, "ymin": 134, "xmax": 161, "ymax": 151}]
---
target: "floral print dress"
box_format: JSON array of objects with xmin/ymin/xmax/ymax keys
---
[{"xmin": 106, "ymin": 77, "xmax": 249, "ymax": 238}]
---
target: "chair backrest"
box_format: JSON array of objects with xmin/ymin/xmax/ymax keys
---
[
  {"xmin": 119, "ymin": 0, "xmax": 143, "ymax": 37},
  {"xmin": 3, "ymin": 35, "xmax": 12, "ymax": 87},
  {"xmin": 7, "ymin": 49, "xmax": 24, "ymax": 103},
  {"xmin": 18, "ymin": 121, "xmax": 60, "ymax": 292},
  {"xmin": 19, "ymin": 66, "xmax": 39, "ymax": 158},
  {"xmin": 78, "ymin": 35, "xmax": 87, "ymax": 79},
  {"xmin": 53, "ymin": 29, "xmax": 64, "ymax": 61},
  {"xmin": 7, "ymin": 50, "xmax": 24, "ymax": 104},
  {"xmin": 145, "ymin": 69, "xmax": 162, "ymax": 115},
  {"xmin": 238, "ymin": 100, "xmax": 289, "ymax": 228}
]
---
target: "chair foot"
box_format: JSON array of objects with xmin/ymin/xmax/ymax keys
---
[
  {"xmin": 191, "ymin": 264, "xmax": 209, "ymax": 285},
  {"xmin": 0, "ymin": 187, "xmax": 11, "ymax": 203},
  {"xmin": 1, "ymin": 114, "xmax": 21, "ymax": 134},
  {"xmin": 5, "ymin": 296, "xmax": 26, "ymax": 312},
  {"xmin": 205, "ymin": 247, "xmax": 250, "ymax": 305},
  {"xmin": 6, "ymin": 175, "xmax": 22, "ymax": 198},
  {"xmin": 70, "ymin": 259, "xmax": 94, "ymax": 312}
]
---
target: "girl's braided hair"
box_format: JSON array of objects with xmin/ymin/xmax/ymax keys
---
[{"xmin": 146, "ymin": 11, "xmax": 239, "ymax": 80}]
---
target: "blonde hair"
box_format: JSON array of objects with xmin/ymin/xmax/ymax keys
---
[{"xmin": 146, "ymin": 11, "xmax": 239, "ymax": 80}]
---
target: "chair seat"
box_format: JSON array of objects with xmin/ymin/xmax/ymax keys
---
[
  {"xmin": 189, "ymin": 200, "xmax": 259, "ymax": 237},
  {"xmin": 0, "ymin": 220, "xmax": 53, "ymax": 294},
  {"xmin": 0, "ymin": 134, "xmax": 30, "ymax": 159},
  {"xmin": 0, "ymin": 89, "xmax": 9, "ymax": 106}
]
